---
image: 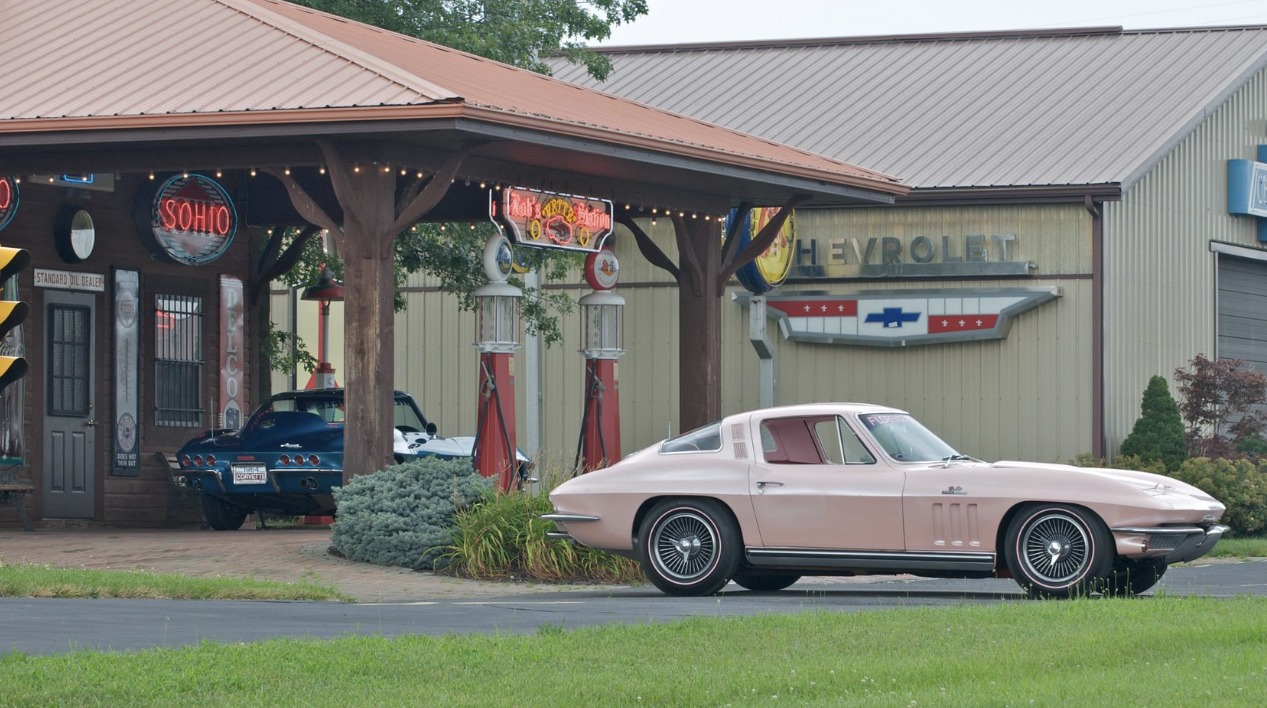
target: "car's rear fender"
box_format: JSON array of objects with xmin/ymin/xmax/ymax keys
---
[{"xmin": 630, "ymin": 495, "xmax": 751, "ymax": 551}]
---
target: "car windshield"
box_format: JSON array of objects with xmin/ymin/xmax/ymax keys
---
[
  {"xmin": 661, "ymin": 422, "xmax": 723, "ymax": 453},
  {"xmin": 857, "ymin": 413, "xmax": 959, "ymax": 462},
  {"xmin": 393, "ymin": 397, "xmax": 429, "ymax": 432}
]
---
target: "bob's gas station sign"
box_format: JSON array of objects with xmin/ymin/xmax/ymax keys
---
[{"xmin": 491, "ymin": 186, "xmax": 613, "ymax": 253}]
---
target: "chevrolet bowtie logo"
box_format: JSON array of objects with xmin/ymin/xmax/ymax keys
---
[{"xmin": 864, "ymin": 307, "xmax": 921, "ymax": 328}]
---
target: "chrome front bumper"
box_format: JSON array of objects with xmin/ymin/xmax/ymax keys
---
[{"xmin": 1111, "ymin": 525, "xmax": 1229, "ymax": 564}]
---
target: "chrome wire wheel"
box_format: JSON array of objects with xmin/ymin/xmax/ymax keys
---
[
  {"xmin": 1019, "ymin": 512, "xmax": 1091, "ymax": 586},
  {"xmin": 650, "ymin": 510, "xmax": 719, "ymax": 581}
]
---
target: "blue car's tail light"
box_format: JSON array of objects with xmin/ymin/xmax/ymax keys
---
[
  {"xmin": 205, "ymin": 455, "xmax": 216, "ymax": 466},
  {"xmin": 280, "ymin": 455, "xmax": 291, "ymax": 466},
  {"xmin": 193, "ymin": 455, "xmax": 204, "ymax": 466},
  {"xmin": 181, "ymin": 455, "xmax": 192, "ymax": 467},
  {"xmin": 294, "ymin": 456, "xmax": 305, "ymax": 466},
  {"xmin": 309, "ymin": 455, "xmax": 320, "ymax": 466}
]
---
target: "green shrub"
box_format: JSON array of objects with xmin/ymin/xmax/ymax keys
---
[
  {"xmin": 1072, "ymin": 453, "xmax": 1168, "ymax": 474},
  {"xmin": 1120, "ymin": 375, "xmax": 1187, "ymax": 471},
  {"xmin": 331, "ymin": 457, "xmax": 493, "ymax": 570},
  {"xmin": 436, "ymin": 489, "xmax": 643, "ymax": 584},
  {"xmin": 1170, "ymin": 457, "xmax": 1267, "ymax": 536}
]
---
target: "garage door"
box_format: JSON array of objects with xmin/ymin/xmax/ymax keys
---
[{"xmin": 1218, "ymin": 256, "xmax": 1267, "ymax": 370}]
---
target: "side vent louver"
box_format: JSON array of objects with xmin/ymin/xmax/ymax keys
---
[
  {"xmin": 734, "ymin": 442, "xmax": 748, "ymax": 459},
  {"xmin": 732, "ymin": 423, "xmax": 745, "ymax": 440}
]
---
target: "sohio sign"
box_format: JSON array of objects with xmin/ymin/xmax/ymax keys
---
[
  {"xmin": 490, "ymin": 186, "xmax": 613, "ymax": 253},
  {"xmin": 138, "ymin": 174, "xmax": 238, "ymax": 265},
  {"xmin": 0, "ymin": 175, "xmax": 18, "ymax": 232}
]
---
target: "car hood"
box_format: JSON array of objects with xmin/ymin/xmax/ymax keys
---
[
  {"xmin": 989, "ymin": 460, "xmax": 1222, "ymax": 505},
  {"xmin": 394, "ymin": 431, "xmax": 530, "ymax": 462}
]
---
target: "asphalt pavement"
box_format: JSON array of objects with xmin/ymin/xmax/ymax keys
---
[{"xmin": 3, "ymin": 560, "xmax": 1263, "ymax": 656}]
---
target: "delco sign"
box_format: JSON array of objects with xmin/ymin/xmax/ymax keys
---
[
  {"xmin": 491, "ymin": 187, "xmax": 613, "ymax": 253},
  {"xmin": 139, "ymin": 174, "xmax": 238, "ymax": 265}
]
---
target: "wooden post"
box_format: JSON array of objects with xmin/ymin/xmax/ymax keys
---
[{"xmin": 265, "ymin": 141, "xmax": 474, "ymax": 481}]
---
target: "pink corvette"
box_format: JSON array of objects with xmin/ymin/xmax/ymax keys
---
[{"xmin": 545, "ymin": 403, "xmax": 1228, "ymax": 597}]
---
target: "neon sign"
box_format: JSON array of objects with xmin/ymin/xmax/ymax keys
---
[
  {"xmin": 491, "ymin": 187, "xmax": 613, "ymax": 253},
  {"xmin": 145, "ymin": 174, "xmax": 237, "ymax": 265},
  {"xmin": 0, "ymin": 176, "xmax": 18, "ymax": 232}
]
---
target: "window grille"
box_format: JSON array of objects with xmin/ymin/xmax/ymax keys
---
[
  {"xmin": 47, "ymin": 304, "xmax": 90, "ymax": 417},
  {"xmin": 155, "ymin": 294, "xmax": 203, "ymax": 427}
]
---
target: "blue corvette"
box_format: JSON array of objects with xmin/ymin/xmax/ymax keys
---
[{"xmin": 176, "ymin": 389, "xmax": 518, "ymax": 530}]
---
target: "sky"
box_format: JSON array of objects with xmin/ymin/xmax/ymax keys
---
[{"xmin": 597, "ymin": 0, "xmax": 1267, "ymax": 46}]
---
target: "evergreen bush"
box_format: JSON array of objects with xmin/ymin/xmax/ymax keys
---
[
  {"xmin": 1170, "ymin": 457, "xmax": 1267, "ymax": 536},
  {"xmin": 1119, "ymin": 376, "xmax": 1187, "ymax": 471},
  {"xmin": 331, "ymin": 457, "xmax": 493, "ymax": 570}
]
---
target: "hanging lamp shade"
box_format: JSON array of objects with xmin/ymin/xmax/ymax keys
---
[{"xmin": 301, "ymin": 267, "xmax": 345, "ymax": 301}]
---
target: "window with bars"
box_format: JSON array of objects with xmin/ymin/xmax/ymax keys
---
[
  {"xmin": 155, "ymin": 294, "xmax": 203, "ymax": 427},
  {"xmin": 47, "ymin": 304, "xmax": 90, "ymax": 417}
]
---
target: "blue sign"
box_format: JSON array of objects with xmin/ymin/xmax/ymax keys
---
[{"xmin": 1227, "ymin": 146, "xmax": 1267, "ymax": 242}]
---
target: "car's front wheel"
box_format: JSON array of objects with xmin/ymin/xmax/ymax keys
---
[
  {"xmin": 201, "ymin": 494, "xmax": 248, "ymax": 531},
  {"xmin": 1004, "ymin": 504, "xmax": 1113, "ymax": 598},
  {"xmin": 638, "ymin": 498, "xmax": 740, "ymax": 596},
  {"xmin": 731, "ymin": 571, "xmax": 801, "ymax": 592}
]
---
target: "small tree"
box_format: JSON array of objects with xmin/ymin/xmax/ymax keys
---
[
  {"xmin": 1119, "ymin": 375, "xmax": 1187, "ymax": 471},
  {"xmin": 1174, "ymin": 354, "xmax": 1267, "ymax": 459}
]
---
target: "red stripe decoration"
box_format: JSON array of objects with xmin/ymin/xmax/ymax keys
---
[
  {"xmin": 768, "ymin": 299, "xmax": 858, "ymax": 317},
  {"xmin": 928, "ymin": 314, "xmax": 999, "ymax": 333}
]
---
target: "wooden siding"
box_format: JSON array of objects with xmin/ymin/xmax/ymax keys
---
[
  {"xmin": 1, "ymin": 175, "xmax": 255, "ymax": 527},
  {"xmin": 1102, "ymin": 65, "xmax": 1267, "ymax": 458}
]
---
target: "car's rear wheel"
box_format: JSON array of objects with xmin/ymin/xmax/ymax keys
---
[
  {"xmin": 1004, "ymin": 504, "xmax": 1113, "ymax": 598},
  {"xmin": 731, "ymin": 571, "xmax": 801, "ymax": 592},
  {"xmin": 201, "ymin": 494, "xmax": 248, "ymax": 531},
  {"xmin": 638, "ymin": 498, "xmax": 740, "ymax": 596},
  {"xmin": 1102, "ymin": 558, "xmax": 1167, "ymax": 597}
]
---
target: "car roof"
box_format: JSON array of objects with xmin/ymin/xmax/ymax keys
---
[
  {"xmin": 266, "ymin": 388, "xmax": 411, "ymax": 401},
  {"xmin": 730, "ymin": 402, "xmax": 908, "ymax": 424}
]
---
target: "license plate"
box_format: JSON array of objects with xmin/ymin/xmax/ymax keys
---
[{"xmin": 231, "ymin": 464, "xmax": 268, "ymax": 485}]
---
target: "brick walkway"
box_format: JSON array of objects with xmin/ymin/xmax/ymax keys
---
[{"xmin": 0, "ymin": 526, "xmax": 611, "ymax": 602}]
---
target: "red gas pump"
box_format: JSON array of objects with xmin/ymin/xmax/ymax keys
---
[
  {"xmin": 575, "ymin": 248, "xmax": 624, "ymax": 473},
  {"xmin": 472, "ymin": 235, "xmax": 521, "ymax": 492}
]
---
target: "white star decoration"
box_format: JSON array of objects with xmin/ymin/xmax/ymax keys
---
[
  {"xmin": 959, "ymin": 319, "xmax": 966, "ymax": 327},
  {"xmin": 976, "ymin": 319, "xmax": 983, "ymax": 326}
]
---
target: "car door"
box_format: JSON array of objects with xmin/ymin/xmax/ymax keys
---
[{"xmin": 747, "ymin": 414, "xmax": 905, "ymax": 551}]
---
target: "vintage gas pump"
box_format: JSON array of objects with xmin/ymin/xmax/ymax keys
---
[
  {"xmin": 472, "ymin": 234, "xmax": 521, "ymax": 492},
  {"xmin": 575, "ymin": 247, "xmax": 624, "ymax": 472},
  {"xmin": 301, "ymin": 265, "xmax": 344, "ymax": 389}
]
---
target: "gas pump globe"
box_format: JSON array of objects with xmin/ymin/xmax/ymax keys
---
[
  {"xmin": 472, "ymin": 234, "xmax": 521, "ymax": 492},
  {"xmin": 578, "ymin": 290, "xmax": 625, "ymax": 359}
]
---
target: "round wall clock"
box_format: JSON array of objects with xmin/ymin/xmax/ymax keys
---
[{"xmin": 55, "ymin": 205, "xmax": 96, "ymax": 263}]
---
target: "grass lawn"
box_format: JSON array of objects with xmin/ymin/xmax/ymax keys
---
[
  {"xmin": 0, "ymin": 564, "xmax": 349, "ymax": 601},
  {"xmin": 1208, "ymin": 536, "xmax": 1267, "ymax": 559},
  {"xmin": 0, "ymin": 597, "xmax": 1263, "ymax": 707}
]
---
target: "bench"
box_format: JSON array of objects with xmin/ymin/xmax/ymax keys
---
[
  {"xmin": 0, "ymin": 467, "xmax": 34, "ymax": 532},
  {"xmin": 157, "ymin": 452, "xmax": 207, "ymax": 528}
]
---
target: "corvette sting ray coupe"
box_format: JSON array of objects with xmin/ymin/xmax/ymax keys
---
[
  {"xmin": 177, "ymin": 389, "xmax": 529, "ymax": 530},
  {"xmin": 545, "ymin": 403, "xmax": 1228, "ymax": 597}
]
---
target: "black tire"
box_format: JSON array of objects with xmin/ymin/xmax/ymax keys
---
[
  {"xmin": 201, "ymin": 495, "xmax": 248, "ymax": 531},
  {"xmin": 1004, "ymin": 504, "xmax": 1113, "ymax": 599},
  {"xmin": 638, "ymin": 498, "xmax": 741, "ymax": 596},
  {"xmin": 731, "ymin": 571, "xmax": 801, "ymax": 592},
  {"xmin": 1102, "ymin": 558, "xmax": 1167, "ymax": 597}
]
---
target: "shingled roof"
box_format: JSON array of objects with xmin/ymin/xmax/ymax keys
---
[
  {"xmin": 546, "ymin": 26, "xmax": 1267, "ymax": 195},
  {"xmin": 0, "ymin": 0, "xmax": 905, "ymax": 205}
]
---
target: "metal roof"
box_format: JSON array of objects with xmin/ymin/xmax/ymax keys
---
[
  {"xmin": 545, "ymin": 26, "xmax": 1267, "ymax": 193},
  {"xmin": 0, "ymin": 0, "xmax": 905, "ymax": 205}
]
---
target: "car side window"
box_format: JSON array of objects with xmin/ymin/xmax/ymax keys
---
[
  {"xmin": 813, "ymin": 419, "xmax": 845, "ymax": 464},
  {"xmin": 836, "ymin": 416, "xmax": 877, "ymax": 464}
]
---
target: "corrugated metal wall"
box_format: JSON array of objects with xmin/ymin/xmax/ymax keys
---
[
  {"xmin": 1102, "ymin": 65, "xmax": 1267, "ymax": 458},
  {"xmin": 273, "ymin": 202, "xmax": 1090, "ymax": 467}
]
